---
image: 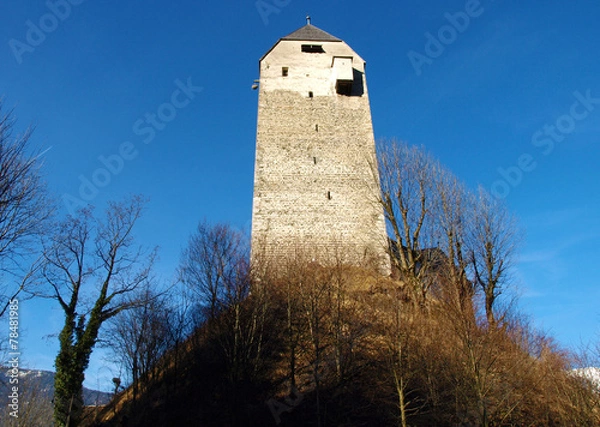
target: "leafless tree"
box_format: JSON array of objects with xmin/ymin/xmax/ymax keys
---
[
  {"xmin": 376, "ymin": 139, "xmax": 440, "ymax": 306},
  {"xmin": 179, "ymin": 221, "xmax": 249, "ymax": 322},
  {"xmin": 376, "ymin": 140, "xmax": 519, "ymax": 324},
  {"xmin": 0, "ymin": 103, "xmax": 52, "ymax": 317},
  {"xmin": 434, "ymin": 168, "xmax": 474, "ymax": 315},
  {"xmin": 381, "ymin": 286, "xmax": 416, "ymax": 427},
  {"xmin": 469, "ymin": 186, "xmax": 518, "ymax": 327},
  {"xmin": 179, "ymin": 221, "xmax": 274, "ymax": 387},
  {"xmin": 0, "ymin": 374, "xmax": 54, "ymax": 426},
  {"xmin": 272, "ymin": 254, "xmax": 306, "ymax": 394},
  {"xmin": 296, "ymin": 263, "xmax": 333, "ymax": 427},
  {"xmin": 41, "ymin": 195, "xmax": 155, "ymax": 427},
  {"xmin": 103, "ymin": 286, "xmax": 174, "ymax": 401},
  {"xmin": 271, "ymin": 250, "xmax": 378, "ymax": 426}
]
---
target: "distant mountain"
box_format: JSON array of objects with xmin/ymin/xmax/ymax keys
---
[
  {"xmin": 573, "ymin": 367, "xmax": 600, "ymax": 388},
  {"xmin": 0, "ymin": 368, "xmax": 112, "ymax": 406}
]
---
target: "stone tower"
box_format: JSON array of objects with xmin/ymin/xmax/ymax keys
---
[{"xmin": 251, "ymin": 20, "xmax": 389, "ymax": 271}]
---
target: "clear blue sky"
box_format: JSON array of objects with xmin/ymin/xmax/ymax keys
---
[{"xmin": 1, "ymin": 0, "xmax": 599, "ymax": 390}]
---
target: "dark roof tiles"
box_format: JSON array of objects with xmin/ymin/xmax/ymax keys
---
[{"xmin": 281, "ymin": 24, "xmax": 342, "ymax": 42}]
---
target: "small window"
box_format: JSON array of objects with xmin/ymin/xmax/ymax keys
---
[
  {"xmin": 313, "ymin": 156, "xmax": 317, "ymax": 164},
  {"xmin": 336, "ymin": 81, "xmax": 352, "ymax": 96},
  {"xmin": 282, "ymin": 67, "xmax": 288, "ymax": 77},
  {"xmin": 327, "ymin": 191, "xmax": 332, "ymax": 200},
  {"xmin": 315, "ymin": 124, "xmax": 319, "ymax": 132},
  {"xmin": 302, "ymin": 44, "xmax": 325, "ymax": 53},
  {"xmin": 308, "ymin": 91, "xmax": 314, "ymax": 98}
]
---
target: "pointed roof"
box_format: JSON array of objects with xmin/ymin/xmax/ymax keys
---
[
  {"xmin": 281, "ymin": 24, "xmax": 342, "ymax": 42},
  {"xmin": 259, "ymin": 22, "xmax": 344, "ymax": 63}
]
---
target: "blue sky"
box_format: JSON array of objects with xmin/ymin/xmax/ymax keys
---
[{"xmin": 1, "ymin": 0, "xmax": 599, "ymax": 390}]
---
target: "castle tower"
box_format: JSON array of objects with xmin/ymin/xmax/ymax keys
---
[{"xmin": 251, "ymin": 20, "xmax": 389, "ymax": 271}]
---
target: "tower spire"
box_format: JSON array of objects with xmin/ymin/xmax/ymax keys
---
[{"xmin": 306, "ymin": 15, "xmax": 311, "ymax": 25}]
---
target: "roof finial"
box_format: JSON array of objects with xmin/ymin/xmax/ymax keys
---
[{"xmin": 306, "ymin": 15, "xmax": 311, "ymax": 25}]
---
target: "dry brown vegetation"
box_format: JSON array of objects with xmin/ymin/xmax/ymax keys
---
[
  {"xmin": 84, "ymin": 141, "xmax": 600, "ymax": 426},
  {"xmin": 85, "ymin": 251, "xmax": 600, "ymax": 427}
]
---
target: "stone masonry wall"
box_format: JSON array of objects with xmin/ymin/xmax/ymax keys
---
[{"xmin": 251, "ymin": 38, "xmax": 390, "ymax": 271}]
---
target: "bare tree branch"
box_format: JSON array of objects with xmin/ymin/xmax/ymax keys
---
[
  {"xmin": 0, "ymin": 102, "xmax": 53, "ymax": 313},
  {"xmin": 41, "ymin": 195, "xmax": 154, "ymax": 427}
]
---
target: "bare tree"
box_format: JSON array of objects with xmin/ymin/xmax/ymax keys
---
[
  {"xmin": 376, "ymin": 139, "xmax": 440, "ymax": 306},
  {"xmin": 376, "ymin": 140, "xmax": 519, "ymax": 324},
  {"xmin": 179, "ymin": 221, "xmax": 248, "ymax": 322},
  {"xmin": 469, "ymin": 187, "xmax": 518, "ymax": 327},
  {"xmin": 104, "ymin": 286, "xmax": 174, "ymax": 401},
  {"xmin": 179, "ymin": 222, "xmax": 272, "ymax": 385},
  {"xmin": 434, "ymin": 168, "xmax": 474, "ymax": 315},
  {"xmin": 0, "ymin": 103, "xmax": 52, "ymax": 316},
  {"xmin": 41, "ymin": 196, "xmax": 154, "ymax": 427},
  {"xmin": 275, "ymin": 254, "xmax": 306, "ymax": 394},
  {"xmin": 0, "ymin": 373, "xmax": 54, "ymax": 427},
  {"xmin": 296, "ymin": 263, "xmax": 333, "ymax": 427},
  {"xmin": 382, "ymin": 286, "xmax": 415, "ymax": 427}
]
